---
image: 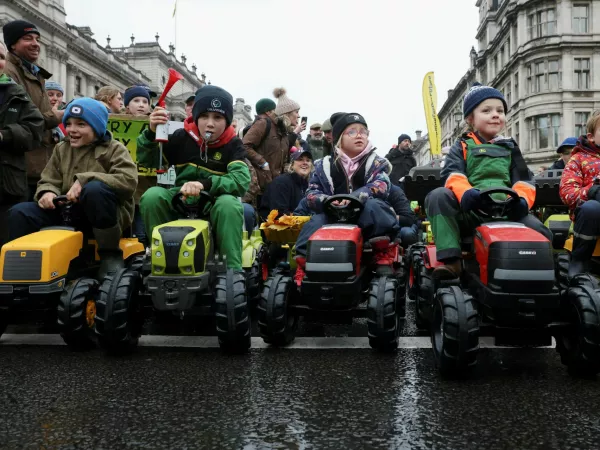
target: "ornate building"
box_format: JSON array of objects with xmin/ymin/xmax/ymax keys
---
[
  {"xmin": 0, "ymin": 0, "xmax": 205, "ymax": 120},
  {"xmin": 438, "ymin": 0, "xmax": 600, "ymax": 168}
]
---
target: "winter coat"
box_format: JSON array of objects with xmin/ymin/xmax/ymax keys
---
[
  {"xmin": 549, "ymin": 158, "xmax": 566, "ymax": 170},
  {"xmin": 385, "ymin": 146, "xmax": 417, "ymax": 186},
  {"xmin": 559, "ymin": 136, "xmax": 600, "ymax": 216},
  {"xmin": 136, "ymin": 123, "xmax": 250, "ymax": 198},
  {"xmin": 306, "ymin": 147, "xmax": 392, "ymax": 213},
  {"xmin": 4, "ymin": 52, "xmax": 60, "ymax": 181},
  {"xmin": 242, "ymin": 158, "xmax": 260, "ymax": 206},
  {"xmin": 307, "ymin": 136, "xmax": 329, "ymax": 160},
  {"xmin": 35, "ymin": 136, "xmax": 138, "ymax": 230},
  {"xmin": 243, "ymin": 115, "xmax": 289, "ymax": 192},
  {"xmin": 442, "ymin": 131, "xmax": 536, "ymax": 208},
  {"xmin": 259, "ymin": 171, "xmax": 308, "ymax": 221},
  {"xmin": 0, "ymin": 74, "xmax": 45, "ymax": 199}
]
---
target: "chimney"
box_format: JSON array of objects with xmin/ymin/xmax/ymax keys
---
[{"xmin": 415, "ymin": 130, "xmax": 422, "ymax": 140}]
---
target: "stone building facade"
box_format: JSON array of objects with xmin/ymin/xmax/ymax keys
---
[
  {"xmin": 438, "ymin": 0, "xmax": 600, "ymax": 168},
  {"xmin": 0, "ymin": 0, "xmax": 205, "ymax": 120}
]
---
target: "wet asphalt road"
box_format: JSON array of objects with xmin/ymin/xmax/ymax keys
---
[{"xmin": 1, "ymin": 301, "xmax": 600, "ymax": 449}]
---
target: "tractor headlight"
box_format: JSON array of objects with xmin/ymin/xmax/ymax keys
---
[
  {"xmin": 156, "ymin": 251, "xmax": 162, "ymax": 258},
  {"xmin": 184, "ymin": 266, "xmax": 193, "ymax": 273},
  {"xmin": 154, "ymin": 239, "xmax": 160, "ymax": 247},
  {"xmin": 183, "ymin": 251, "xmax": 190, "ymax": 258},
  {"xmin": 186, "ymin": 239, "xmax": 194, "ymax": 247}
]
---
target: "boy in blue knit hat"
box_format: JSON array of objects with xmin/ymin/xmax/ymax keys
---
[
  {"xmin": 424, "ymin": 82, "xmax": 552, "ymax": 280},
  {"xmin": 9, "ymin": 97, "xmax": 138, "ymax": 278}
]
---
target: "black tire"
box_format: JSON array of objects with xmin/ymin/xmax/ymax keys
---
[
  {"xmin": 257, "ymin": 274, "xmax": 298, "ymax": 346},
  {"xmin": 95, "ymin": 269, "xmax": 144, "ymax": 355},
  {"xmin": 556, "ymin": 252, "xmax": 570, "ymax": 297},
  {"xmin": 214, "ymin": 270, "xmax": 251, "ymax": 354},
  {"xmin": 57, "ymin": 278, "xmax": 99, "ymax": 351},
  {"xmin": 556, "ymin": 276, "xmax": 600, "ymax": 376},
  {"xmin": 431, "ymin": 286, "xmax": 480, "ymax": 377},
  {"xmin": 415, "ymin": 261, "xmax": 433, "ymax": 330},
  {"xmin": 367, "ymin": 276, "xmax": 400, "ymax": 352},
  {"xmin": 128, "ymin": 253, "xmax": 148, "ymax": 275},
  {"xmin": 246, "ymin": 259, "xmax": 261, "ymax": 305},
  {"xmin": 406, "ymin": 245, "xmax": 424, "ymax": 302}
]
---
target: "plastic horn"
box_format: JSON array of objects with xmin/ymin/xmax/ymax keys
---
[{"xmin": 155, "ymin": 68, "xmax": 184, "ymax": 174}]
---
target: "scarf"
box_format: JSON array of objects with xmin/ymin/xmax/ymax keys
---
[
  {"xmin": 335, "ymin": 142, "xmax": 373, "ymax": 180},
  {"xmin": 183, "ymin": 116, "xmax": 236, "ymax": 148}
]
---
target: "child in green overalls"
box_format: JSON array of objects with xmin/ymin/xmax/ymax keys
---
[{"xmin": 425, "ymin": 83, "xmax": 552, "ymax": 280}]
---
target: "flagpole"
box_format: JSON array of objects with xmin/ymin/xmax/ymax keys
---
[{"xmin": 173, "ymin": 0, "xmax": 177, "ymax": 53}]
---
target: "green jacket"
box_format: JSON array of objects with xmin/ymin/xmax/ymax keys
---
[
  {"xmin": 36, "ymin": 136, "xmax": 138, "ymax": 230},
  {"xmin": 0, "ymin": 74, "xmax": 45, "ymax": 198},
  {"xmin": 136, "ymin": 123, "xmax": 250, "ymax": 198}
]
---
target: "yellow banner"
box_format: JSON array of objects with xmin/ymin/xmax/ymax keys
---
[
  {"xmin": 108, "ymin": 114, "xmax": 155, "ymax": 177},
  {"xmin": 422, "ymin": 72, "xmax": 442, "ymax": 157}
]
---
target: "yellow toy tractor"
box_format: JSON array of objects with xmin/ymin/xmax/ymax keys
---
[{"xmin": 0, "ymin": 196, "xmax": 145, "ymax": 351}]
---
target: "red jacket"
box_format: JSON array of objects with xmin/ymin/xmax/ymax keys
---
[{"xmin": 559, "ymin": 136, "xmax": 600, "ymax": 214}]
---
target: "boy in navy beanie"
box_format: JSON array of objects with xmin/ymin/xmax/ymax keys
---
[
  {"xmin": 124, "ymin": 85, "xmax": 151, "ymax": 116},
  {"xmin": 136, "ymin": 85, "xmax": 250, "ymax": 272},
  {"xmin": 9, "ymin": 97, "xmax": 138, "ymax": 278}
]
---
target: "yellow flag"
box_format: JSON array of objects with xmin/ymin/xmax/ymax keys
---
[
  {"xmin": 172, "ymin": 0, "xmax": 177, "ymax": 17},
  {"xmin": 422, "ymin": 72, "xmax": 442, "ymax": 157}
]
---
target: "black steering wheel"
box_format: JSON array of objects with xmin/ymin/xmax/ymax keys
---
[
  {"xmin": 172, "ymin": 191, "xmax": 215, "ymax": 219},
  {"xmin": 52, "ymin": 195, "xmax": 75, "ymax": 226},
  {"xmin": 322, "ymin": 194, "xmax": 364, "ymax": 223},
  {"xmin": 478, "ymin": 187, "xmax": 521, "ymax": 219}
]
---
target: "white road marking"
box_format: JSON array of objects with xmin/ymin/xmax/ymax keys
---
[{"xmin": 0, "ymin": 334, "xmax": 555, "ymax": 349}]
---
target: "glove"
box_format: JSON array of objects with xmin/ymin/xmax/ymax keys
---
[
  {"xmin": 587, "ymin": 185, "xmax": 600, "ymax": 202},
  {"xmin": 460, "ymin": 188, "xmax": 482, "ymax": 212},
  {"xmin": 510, "ymin": 198, "xmax": 529, "ymax": 220}
]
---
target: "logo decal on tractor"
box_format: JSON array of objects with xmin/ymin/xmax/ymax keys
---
[
  {"xmin": 211, "ymin": 98, "xmax": 221, "ymax": 108},
  {"xmin": 519, "ymin": 250, "xmax": 536, "ymax": 255},
  {"xmin": 51, "ymin": 271, "xmax": 58, "ymax": 278},
  {"xmin": 20, "ymin": 252, "xmax": 26, "ymax": 257},
  {"xmin": 320, "ymin": 247, "xmax": 334, "ymax": 251},
  {"xmin": 213, "ymin": 152, "xmax": 222, "ymax": 160}
]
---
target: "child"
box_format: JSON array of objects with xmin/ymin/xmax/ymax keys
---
[
  {"xmin": 45, "ymin": 80, "xmax": 66, "ymax": 142},
  {"xmin": 559, "ymin": 112, "xmax": 600, "ymax": 278},
  {"xmin": 124, "ymin": 85, "xmax": 151, "ymax": 116},
  {"xmin": 0, "ymin": 40, "xmax": 45, "ymax": 246},
  {"xmin": 425, "ymin": 83, "xmax": 551, "ymax": 280},
  {"xmin": 124, "ymin": 85, "xmax": 154, "ymax": 247},
  {"xmin": 8, "ymin": 98, "xmax": 138, "ymax": 278},
  {"xmin": 293, "ymin": 112, "xmax": 400, "ymax": 286},
  {"xmin": 137, "ymin": 85, "xmax": 250, "ymax": 271}
]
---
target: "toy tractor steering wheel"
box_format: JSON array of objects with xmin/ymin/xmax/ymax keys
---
[
  {"xmin": 323, "ymin": 194, "xmax": 364, "ymax": 223},
  {"xmin": 52, "ymin": 195, "xmax": 75, "ymax": 226},
  {"xmin": 172, "ymin": 191, "xmax": 215, "ymax": 219},
  {"xmin": 478, "ymin": 187, "xmax": 521, "ymax": 219}
]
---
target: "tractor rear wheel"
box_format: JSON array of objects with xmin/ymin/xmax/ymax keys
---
[
  {"xmin": 258, "ymin": 274, "xmax": 298, "ymax": 347},
  {"xmin": 57, "ymin": 278, "xmax": 99, "ymax": 351},
  {"xmin": 367, "ymin": 276, "xmax": 400, "ymax": 352}
]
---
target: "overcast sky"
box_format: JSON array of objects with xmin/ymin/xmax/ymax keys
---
[{"xmin": 64, "ymin": 0, "xmax": 478, "ymax": 154}]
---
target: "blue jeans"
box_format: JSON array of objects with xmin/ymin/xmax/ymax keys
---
[
  {"xmin": 295, "ymin": 198, "xmax": 400, "ymax": 257},
  {"xmin": 243, "ymin": 203, "xmax": 257, "ymax": 232},
  {"xmin": 399, "ymin": 224, "xmax": 419, "ymax": 247}
]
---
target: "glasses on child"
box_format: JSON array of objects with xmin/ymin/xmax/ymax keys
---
[{"xmin": 344, "ymin": 128, "xmax": 370, "ymax": 138}]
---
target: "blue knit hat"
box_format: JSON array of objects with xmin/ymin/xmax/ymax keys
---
[
  {"xmin": 463, "ymin": 82, "xmax": 508, "ymax": 118},
  {"xmin": 63, "ymin": 98, "xmax": 109, "ymax": 141},
  {"xmin": 557, "ymin": 137, "xmax": 577, "ymax": 154},
  {"xmin": 45, "ymin": 80, "xmax": 63, "ymax": 95},
  {"xmin": 124, "ymin": 85, "xmax": 150, "ymax": 106}
]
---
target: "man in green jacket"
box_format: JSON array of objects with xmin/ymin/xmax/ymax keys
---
[
  {"xmin": 0, "ymin": 40, "xmax": 44, "ymax": 246},
  {"xmin": 138, "ymin": 85, "xmax": 250, "ymax": 271}
]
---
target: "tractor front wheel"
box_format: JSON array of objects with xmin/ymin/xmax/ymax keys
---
[
  {"xmin": 57, "ymin": 278, "xmax": 99, "ymax": 351},
  {"xmin": 214, "ymin": 270, "xmax": 251, "ymax": 354}
]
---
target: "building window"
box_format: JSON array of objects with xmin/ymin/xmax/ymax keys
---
[
  {"xmin": 514, "ymin": 121, "xmax": 519, "ymax": 142},
  {"xmin": 514, "ymin": 73, "xmax": 519, "ymax": 101},
  {"xmin": 529, "ymin": 114, "xmax": 561, "ymax": 150},
  {"xmin": 534, "ymin": 61, "xmax": 546, "ymax": 92},
  {"xmin": 575, "ymin": 112, "xmax": 590, "ymax": 137},
  {"xmin": 94, "ymin": 85, "xmax": 100, "ymax": 95},
  {"xmin": 574, "ymin": 58, "xmax": 591, "ymax": 89},
  {"xmin": 548, "ymin": 59, "xmax": 561, "ymax": 90},
  {"xmin": 162, "ymin": 75, "xmax": 166, "ymax": 85},
  {"xmin": 505, "ymin": 82, "xmax": 511, "ymax": 108},
  {"xmin": 75, "ymin": 76, "xmax": 82, "ymax": 94},
  {"xmin": 527, "ymin": 8, "xmax": 557, "ymax": 39},
  {"xmin": 572, "ymin": 4, "xmax": 589, "ymax": 34},
  {"xmin": 506, "ymin": 37, "xmax": 511, "ymax": 58}
]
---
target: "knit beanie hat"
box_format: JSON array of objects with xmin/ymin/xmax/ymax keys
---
[
  {"xmin": 321, "ymin": 118, "xmax": 333, "ymax": 132},
  {"xmin": 63, "ymin": 98, "xmax": 110, "ymax": 141},
  {"xmin": 273, "ymin": 88, "xmax": 300, "ymax": 116},
  {"xmin": 192, "ymin": 85, "xmax": 234, "ymax": 125},
  {"xmin": 256, "ymin": 98, "xmax": 276, "ymax": 115},
  {"xmin": 3, "ymin": 20, "xmax": 40, "ymax": 50},
  {"xmin": 331, "ymin": 112, "xmax": 368, "ymax": 145},
  {"xmin": 397, "ymin": 133, "xmax": 412, "ymax": 144},
  {"xmin": 45, "ymin": 80, "xmax": 64, "ymax": 95},
  {"xmin": 463, "ymin": 82, "xmax": 508, "ymax": 118},
  {"xmin": 124, "ymin": 86, "xmax": 150, "ymax": 106}
]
